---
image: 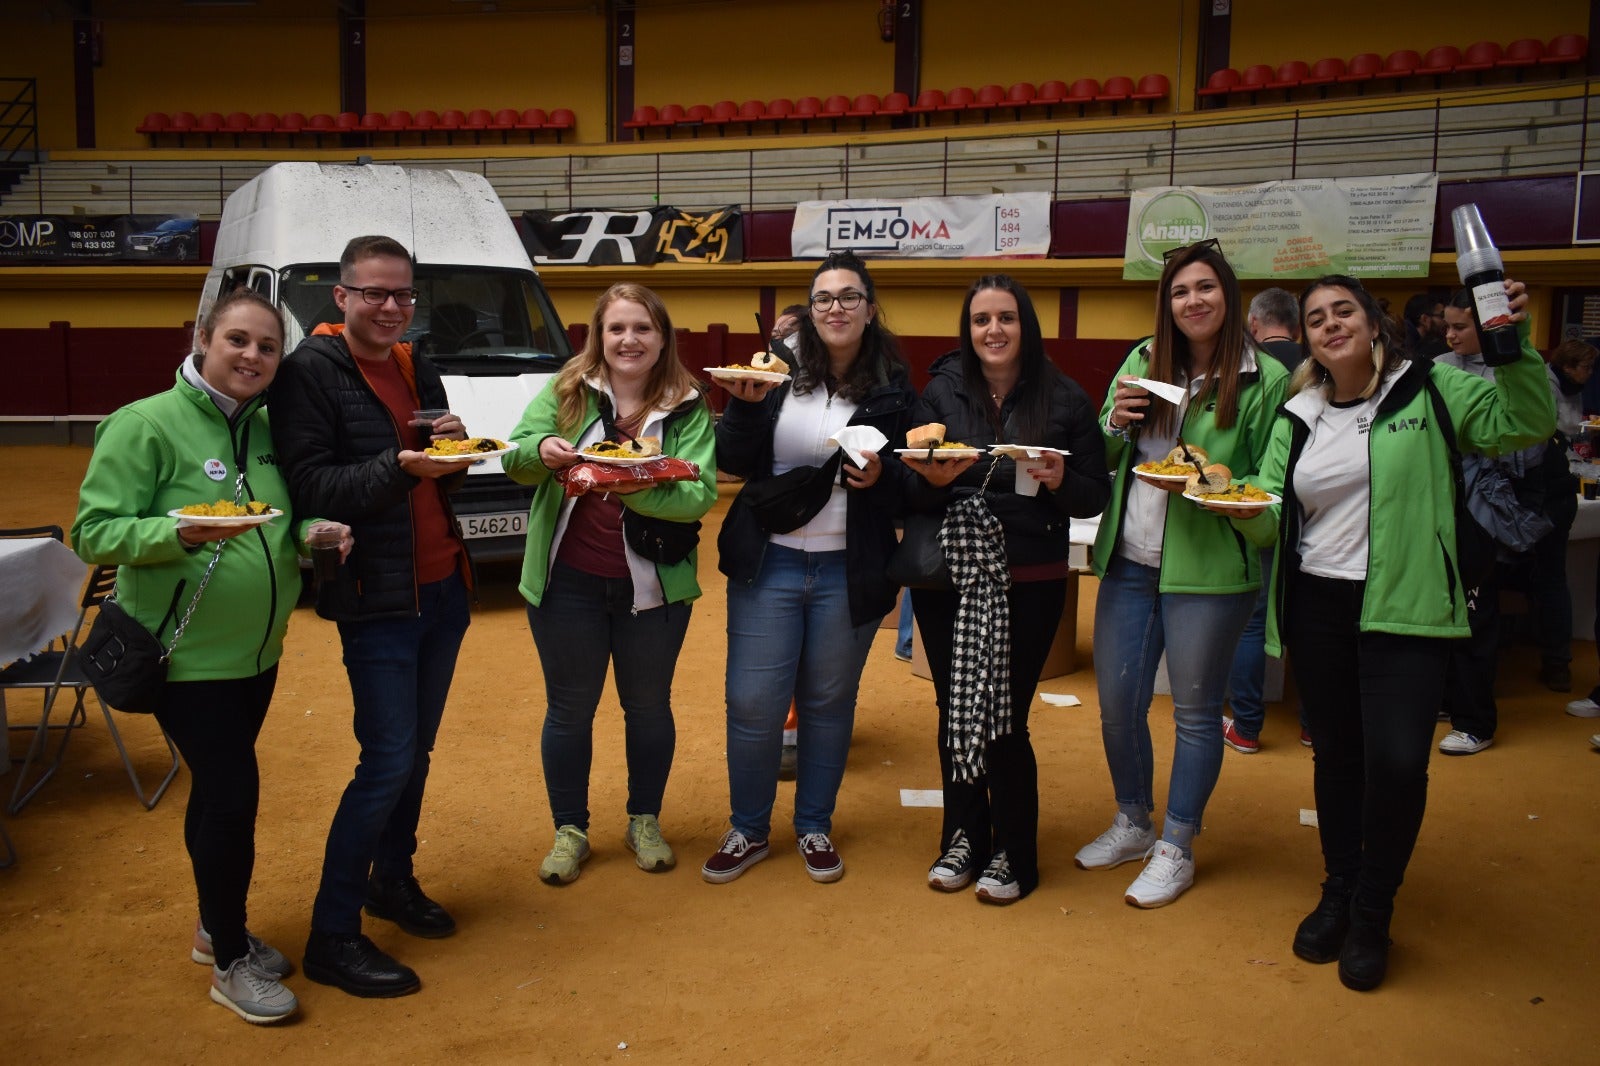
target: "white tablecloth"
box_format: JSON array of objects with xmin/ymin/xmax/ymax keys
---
[{"xmin": 0, "ymin": 538, "xmax": 88, "ymax": 668}]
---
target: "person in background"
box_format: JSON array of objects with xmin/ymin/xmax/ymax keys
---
[
  {"xmin": 1402, "ymin": 292, "xmax": 1450, "ymax": 360},
  {"xmin": 503, "ymin": 283, "xmax": 716, "ymax": 885},
  {"xmin": 1082, "ymin": 239, "xmax": 1289, "ymax": 908},
  {"xmin": 74, "ymin": 289, "xmax": 349, "ymax": 1025},
  {"xmin": 1546, "ymin": 339, "xmax": 1596, "ymax": 439},
  {"xmin": 1224, "ymin": 287, "xmax": 1306, "ymax": 754},
  {"xmin": 901, "ymin": 274, "xmax": 1109, "ymax": 904},
  {"xmin": 1241, "ymin": 273, "xmax": 1552, "ymax": 991},
  {"xmin": 271, "ymin": 235, "xmax": 471, "ymax": 998},
  {"xmin": 704, "ymin": 251, "xmax": 913, "ymax": 886}
]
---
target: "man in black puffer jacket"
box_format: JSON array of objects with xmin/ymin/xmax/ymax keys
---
[{"xmin": 270, "ymin": 236, "xmax": 472, "ymax": 998}]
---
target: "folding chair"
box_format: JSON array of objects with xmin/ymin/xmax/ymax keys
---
[{"xmin": 4, "ymin": 559, "xmax": 179, "ymax": 814}]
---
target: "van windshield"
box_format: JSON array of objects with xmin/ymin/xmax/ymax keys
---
[{"xmin": 280, "ymin": 265, "xmax": 570, "ymax": 370}]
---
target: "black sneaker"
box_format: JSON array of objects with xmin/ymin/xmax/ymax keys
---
[
  {"xmin": 927, "ymin": 830, "xmax": 975, "ymax": 891},
  {"xmin": 975, "ymin": 850, "xmax": 1020, "ymax": 905},
  {"xmin": 364, "ymin": 874, "xmax": 457, "ymax": 938}
]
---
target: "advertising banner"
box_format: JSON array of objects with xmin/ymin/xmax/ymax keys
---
[
  {"xmin": 521, "ymin": 205, "xmax": 742, "ymax": 265},
  {"xmin": 791, "ymin": 193, "xmax": 1051, "ymax": 258},
  {"xmin": 0, "ymin": 214, "xmax": 199, "ymax": 262},
  {"xmin": 1122, "ymin": 174, "xmax": 1438, "ymax": 280}
]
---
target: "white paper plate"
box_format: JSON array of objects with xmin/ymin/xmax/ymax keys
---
[
  {"xmin": 1181, "ymin": 489, "xmax": 1280, "ymax": 509},
  {"xmin": 990, "ymin": 445, "xmax": 1072, "ymax": 460},
  {"xmin": 580, "ymin": 451, "xmax": 663, "ymax": 466},
  {"xmin": 706, "ymin": 367, "xmax": 791, "ymax": 384},
  {"xmin": 895, "ymin": 447, "xmax": 983, "ymax": 460},
  {"xmin": 425, "ymin": 441, "xmax": 518, "ymax": 463},
  {"xmin": 1133, "ymin": 466, "xmax": 1194, "ymax": 483},
  {"xmin": 168, "ymin": 508, "xmax": 282, "ymax": 527}
]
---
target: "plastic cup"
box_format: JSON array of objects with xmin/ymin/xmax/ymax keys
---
[
  {"xmin": 305, "ymin": 524, "xmax": 343, "ymax": 583},
  {"xmin": 1013, "ymin": 455, "xmax": 1042, "ymax": 496},
  {"xmin": 412, "ymin": 409, "xmax": 450, "ymax": 449}
]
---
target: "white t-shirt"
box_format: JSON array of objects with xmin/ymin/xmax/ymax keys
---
[
  {"xmin": 1294, "ymin": 395, "xmax": 1377, "ymax": 580},
  {"xmin": 769, "ymin": 385, "xmax": 857, "ymax": 553}
]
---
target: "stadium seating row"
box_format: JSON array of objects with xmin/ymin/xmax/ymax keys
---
[
  {"xmin": 1199, "ymin": 35, "xmax": 1589, "ymax": 106},
  {"xmin": 135, "ymin": 108, "xmax": 575, "ymax": 146},
  {"xmin": 623, "ymin": 76, "xmax": 1172, "ymax": 138}
]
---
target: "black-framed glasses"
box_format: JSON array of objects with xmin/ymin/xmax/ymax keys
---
[
  {"xmin": 342, "ymin": 285, "xmax": 420, "ymax": 307},
  {"xmin": 810, "ymin": 290, "xmax": 866, "ymax": 312},
  {"xmin": 1162, "ymin": 237, "xmax": 1222, "ymax": 262}
]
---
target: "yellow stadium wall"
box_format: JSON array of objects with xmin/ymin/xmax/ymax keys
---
[
  {"xmin": 1227, "ymin": 0, "xmax": 1590, "ymax": 69},
  {"xmin": 4, "ymin": 18, "xmax": 76, "ymax": 152},
  {"xmin": 366, "ymin": 12, "xmax": 603, "ymax": 127},
  {"xmin": 634, "ymin": 0, "xmax": 894, "ymax": 107}
]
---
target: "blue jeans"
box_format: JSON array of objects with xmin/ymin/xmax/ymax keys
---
[
  {"xmin": 528, "ymin": 562, "xmax": 690, "ymax": 830},
  {"xmin": 1093, "ymin": 556, "xmax": 1256, "ymax": 848},
  {"xmin": 312, "ymin": 573, "xmax": 470, "ymax": 935},
  {"xmin": 895, "ymin": 593, "xmax": 914, "ymax": 659},
  {"xmin": 1225, "ymin": 548, "xmax": 1271, "ymax": 739},
  {"xmin": 725, "ymin": 545, "xmax": 879, "ymax": 841}
]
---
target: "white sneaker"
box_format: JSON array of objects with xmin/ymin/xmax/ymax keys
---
[
  {"xmin": 1439, "ymin": 730, "xmax": 1493, "ymax": 755},
  {"xmin": 1074, "ymin": 812, "xmax": 1156, "ymax": 870},
  {"xmin": 210, "ymin": 956, "xmax": 297, "ymax": 1024},
  {"xmin": 1590, "ymin": 734, "xmax": 1600, "ymax": 750},
  {"xmin": 1565, "ymin": 697, "xmax": 1600, "ymax": 718},
  {"xmin": 192, "ymin": 921, "xmax": 294, "ymax": 979},
  {"xmin": 1124, "ymin": 841, "xmax": 1195, "ymax": 908}
]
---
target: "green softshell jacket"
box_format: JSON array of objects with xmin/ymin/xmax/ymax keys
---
[
  {"xmin": 502, "ymin": 376, "xmax": 718, "ymax": 608},
  {"xmin": 1092, "ymin": 343, "xmax": 1289, "ymax": 593},
  {"xmin": 71, "ymin": 370, "xmax": 305, "ymax": 682},
  {"xmin": 1237, "ymin": 318, "xmax": 1556, "ymax": 656}
]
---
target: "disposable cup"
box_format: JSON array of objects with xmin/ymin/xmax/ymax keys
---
[
  {"xmin": 305, "ymin": 524, "xmax": 343, "ymax": 583},
  {"xmin": 1013, "ymin": 459, "xmax": 1041, "ymax": 496}
]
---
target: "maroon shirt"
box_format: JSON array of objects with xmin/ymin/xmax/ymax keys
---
[{"xmin": 556, "ymin": 411, "xmax": 643, "ymax": 579}]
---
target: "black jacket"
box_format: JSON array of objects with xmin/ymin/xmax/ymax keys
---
[
  {"xmin": 902, "ymin": 352, "xmax": 1110, "ymax": 567},
  {"xmin": 269, "ymin": 333, "xmax": 466, "ymax": 620},
  {"xmin": 717, "ymin": 373, "xmax": 915, "ymax": 626}
]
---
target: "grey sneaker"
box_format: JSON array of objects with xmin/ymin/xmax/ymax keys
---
[
  {"xmin": 624, "ymin": 814, "xmax": 676, "ymax": 872},
  {"xmin": 210, "ymin": 956, "xmax": 298, "ymax": 1024},
  {"xmin": 540, "ymin": 825, "xmax": 592, "ymax": 885},
  {"xmin": 1074, "ymin": 812, "xmax": 1156, "ymax": 870},
  {"xmin": 192, "ymin": 921, "xmax": 294, "ymax": 980}
]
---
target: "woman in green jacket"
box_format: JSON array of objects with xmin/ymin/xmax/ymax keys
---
[
  {"xmin": 1079, "ymin": 239, "xmax": 1288, "ymax": 909},
  {"xmin": 72, "ymin": 289, "xmax": 350, "ymax": 1025},
  {"xmin": 503, "ymin": 283, "xmax": 716, "ymax": 887},
  {"xmin": 1241, "ymin": 274, "xmax": 1553, "ymax": 991}
]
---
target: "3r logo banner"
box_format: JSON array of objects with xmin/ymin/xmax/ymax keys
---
[{"xmin": 521, "ymin": 206, "xmax": 743, "ymax": 265}]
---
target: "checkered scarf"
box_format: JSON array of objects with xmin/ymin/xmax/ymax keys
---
[{"xmin": 938, "ymin": 458, "xmax": 1011, "ymax": 783}]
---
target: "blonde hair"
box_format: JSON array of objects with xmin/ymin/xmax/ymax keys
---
[{"xmin": 553, "ymin": 283, "xmax": 704, "ymax": 434}]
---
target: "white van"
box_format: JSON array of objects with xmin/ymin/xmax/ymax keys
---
[{"xmin": 200, "ymin": 161, "xmax": 572, "ymax": 562}]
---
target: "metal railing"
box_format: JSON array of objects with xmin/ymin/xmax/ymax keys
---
[
  {"xmin": 0, "ymin": 78, "xmax": 39, "ymax": 200},
  {"xmin": 2, "ymin": 85, "xmax": 1595, "ymax": 217}
]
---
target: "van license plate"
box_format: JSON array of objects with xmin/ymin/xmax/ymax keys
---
[{"xmin": 460, "ymin": 511, "xmax": 527, "ymax": 540}]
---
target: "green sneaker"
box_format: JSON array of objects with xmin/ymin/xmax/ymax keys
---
[
  {"xmin": 624, "ymin": 814, "xmax": 676, "ymax": 872},
  {"xmin": 540, "ymin": 825, "xmax": 592, "ymax": 885}
]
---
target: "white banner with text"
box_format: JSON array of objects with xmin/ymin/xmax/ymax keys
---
[{"xmin": 791, "ymin": 193, "xmax": 1051, "ymax": 259}]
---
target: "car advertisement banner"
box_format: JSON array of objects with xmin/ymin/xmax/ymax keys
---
[
  {"xmin": 1122, "ymin": 173, "xmax": 1437, "ymax": 280},
  {"xmin": 521, "ymin": 205, "xmax": 743, "ymax": 265},
  {"xmin": 790, "ymin": 193, "xmax": 1050, "ymax": 259},
  {"xmin": 0, "ymin": 214, "xmax": 199, "ymax": 262}
]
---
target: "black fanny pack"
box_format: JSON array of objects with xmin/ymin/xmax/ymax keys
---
[{"xmin": 739, "ymin": 449, "xmax": 845, "ymax": 534}]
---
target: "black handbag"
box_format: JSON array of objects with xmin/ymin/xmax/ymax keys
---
[
  {"xmin": 622, "ymin": 509, "xmax": 701, "ymax": 565},
  {"xmin": 740, "ymin": 449, "xmax": 846, "ymax": 534},
  {"xmin": 80, "ymin": 540, "xmax": 226, "ymax": 714},
  {"xmin": 885, "ymin": 512, "xmax": 954, "ymax": 590}
]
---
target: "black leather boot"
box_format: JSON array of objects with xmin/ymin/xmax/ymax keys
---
[
  {"xmin": 1338, "ymin": 898, "xmax": 1393, "ymax": 991},
  {"xmin": 1292, "ymin": 875, "xmax": 1353, "ymax": 964},
  {"xmin": 364, "ymin": 874, "xmax": 457, "ymax": 938}
]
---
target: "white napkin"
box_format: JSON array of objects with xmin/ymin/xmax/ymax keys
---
[
  {"xmin": 989, "ymin": 445, "xmax": 1072, "ymax": 460},
  {"xmin": 827, "ymin": 426, "xmax": 889, "ymax": 467},
  {"xmin": 1128, "ymin": 377, "xmax": 1187, "ymax": 406},
  {"xmin": 1038, "ymin": 692, "xmax": 1082, "ymax": 707}
]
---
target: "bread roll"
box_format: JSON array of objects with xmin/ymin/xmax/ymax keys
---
[
  {"xmin": 1165, "ymin": 444, "xmax": 1209, "ymax": 467},
  {"xmin": 1185, "ymin": 463, "xmax": 1232, "ymax": 495},
  {"xmin": 906, "ymin": 423, "xmax": 947, "ymax": 448},
  {"xmin": 750, "ymin": 350, "xmax": 790, "ymax": 375},
  {"xmin": 623, "ymin": 436, "xmax": 663, "ymax": 458}
]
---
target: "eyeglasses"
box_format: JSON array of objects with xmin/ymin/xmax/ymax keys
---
[
  {"xmin": 810, "ymin": 290, "xmax": 866, "ymax": 312},
  {"xmin": 342, "ymin": 285, "xmax": 420, "ymax": 307},
  {"xmin": 1162, "ymin": 237, "xmax": 1223, "ymax": 263}
]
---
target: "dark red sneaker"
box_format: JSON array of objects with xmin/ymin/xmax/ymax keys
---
[
  {"xmin": 700, "ymin": 829, "xmax": 769, "ymax": 884},
  {"xmin": 1300, "ymin": 727, "xmax": 1314, "ymax": 748},
  {"xmin": 1222, "ymin": 716, "xmax": 1260, "ymax": 754},
  {"xmin": 796, "ymin": 832, "xmax": 844, "ymax": 883}
]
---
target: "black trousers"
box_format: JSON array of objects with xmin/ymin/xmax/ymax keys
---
[
  {"xmin": 153, "ymin": 666, "xmax": 277, "ymax": 969},
  {"xmin": 1443, "ymin": 567, "xmax": 1499, "ymax": 740},
  {"xmin": 911, "ymin": 578, "xmax": 1065, "ymax": 898},
  {"xmin": 1285, "ymin": 573, "xmax": 1448, "ymax": 913}
]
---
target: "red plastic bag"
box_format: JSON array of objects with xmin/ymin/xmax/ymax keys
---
[{"xmin": 557, "ymin": 458, "xmax": 701, "ymax": 498}]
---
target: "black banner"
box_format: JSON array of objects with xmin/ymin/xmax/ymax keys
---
[
  {"xmin": 0, "ymin": 214, "xmax": 199, "ymax": 262},
  {"xmin": 521, "ymin": 205, "xmax": 742, "ymax": 266}
]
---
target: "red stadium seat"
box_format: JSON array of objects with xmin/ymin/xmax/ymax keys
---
[
  {"xmin": 1196, "ymin": 67, "xmax": 1240, "ymax": 100},
  {"xmin": 197, "ymin": 112, "xmax": 225, "ymax": 147},
  {"xmin": 168, "ymin": 111, "xmax": 197, "ymax": 145},
  {"xmin": 223, "ymin": 111, "xmax": 251, "ymax": 146},
  {"xmin": 736, "ymin": 98, "xmax": 768, "ymax": 134},
  {"xmin": 546, "ymin": 108, "xmax": 575, "ymax": 141},
  {"xmin": 307, "ymin": 112, "xmax": 337, "ymax": 146},
  {"xmin": 409, "ymin": 108, "xmax": 440, "ymax": 133},
  {"xmin": 1237, "ymin": 63, "xmax": 1274, "ymax": 103},
  {"xmin": 385, "ymin": 110, "xmax": 413, "ymax": 134},
  {"xmin": 1415, "ymin": 44, "xmax": 1461, "ymax": 86},
  {"xmin": 967, "ymin": 83, "xmax": 1006, "ymax": 121},
  {"xmin": 435, "ymin": 109, "xmax": 465, "ymax": 142},
  {"xmin": 1301, "ymin": 57, "xmax": 1345, "ymax": 93},
  {"xmin": 683, "ymin": 103, "xmax": 713, "ymax": 135},
  {"xmin": 462, "ymin": 108, "xmax": 492, "ymax": 142},
  {"xmin": 878, "ymin": 91, "xmax": 910, "ymax": 118},
  {"xmin": 765, "ymin": 96, "xmax": 796, "ymax": 134},
  {"xmin": 487, "ymin": 108, "xmax": 519, "ymax": 144},
  {"xmin": 907, "ymin": 88, "xmax": 944, "ymax": 124},
  {"xmin": 1498, "ymin": 37, "xmax": 1544, "ymax": 72},
  {"xmin": 1379, "ymin": 49, "xmax": 1421, "ymax": 89},
  {"xmin": 794, "ymin": 96, "xmax": 823, "ymax": 132},
  {"xmin": 940, "ymin": 85, "xmax": 976, "ymax": 123},
  {"xmin": 1001, "ymin": 82, "xmax": 1036, "ymax": 120},
  {"xmin": 1035, "ymin": 79, "xmax": 1067, "ymax": 115},
  {"xmin": 277, "ymin": 111, "xmax": 305, "ymax": 134},
  {"xmin": 621, "ymin": 104, "xmax": 657, "ymax": 133},
  {"xmin": 1267, "ymin": 60, "xmax": 1309, "ymax": 95},
  {"xmin": 845, "ymin": 93, "xmax": 880, "ymax": 118},
  {"xmin": 702, "ymin": 99, "xmax": 737, "ymax": 134},
  {"xmin": 1543, "ymin": 33, "xmax": 1588, "ymax": 75},
  {"xmin": 1096, "ymin": 76, "xmax": 1135, "ymax": 113},
  {"xmin": 821, "ymin": 94, "xmax": 851, "ymax": 131},
  {"xmin": 515, "ymin": 107, "xmax": 548, "ymax": 133},
  {"xmin": 249, "ymin": 112, "xmax": 278, "ymax": 145},
  {"xmin": 652, "ymin": 103, "xmax": 686, "ymax": 137},
  {"xmin": 359, "ymin": 112, "xmax": 385, "ymax": 138},
  {"xmin": 1337, "ymin": 52, "xmax": 1383, "ymax": 91},
  {"xmin": 136, "ymin": 111, "xmax": 170, "ymax": 135},
  {"xmin": 1456, "ymin": 40, "xmax": 1501, "ymax": 78},
  {"xmin": 1130, "ymin": 73, "xmax": 1170, "ymax": 112},
  {"xmin": 1063, "ymin": 78, "xmax": 1099, "ymax": 116}
]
